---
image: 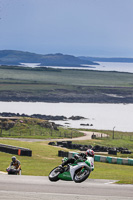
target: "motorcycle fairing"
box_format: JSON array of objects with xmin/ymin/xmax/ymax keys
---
[
  {"xmin": 69, "ymin": 162, "xmax": 91, "ymax": 180},
  {"xmin": 58, "ymin": 162, "xmax": 91, "ymax": 181}
]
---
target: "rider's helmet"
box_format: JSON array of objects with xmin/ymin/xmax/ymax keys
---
[
  {"xmin": 12, "ymin": 156, "xmax": 16, "ymax": 163},
  {"xmin": 86, "ymin": 149, "xmax": 94, "ymax": 157}
]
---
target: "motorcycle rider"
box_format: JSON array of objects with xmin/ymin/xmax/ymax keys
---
[
  {"xmin": 8, "ymin": 156, "xmax": 21, "ymax": 175},
  {"xmin": 59, "ymin": 149, "xmax": 94, "ymax": 171}
]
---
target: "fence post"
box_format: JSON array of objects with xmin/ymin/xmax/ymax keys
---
[
  {"xmin": 51, "ymin": 128, "xmax": 53, "ymax": 136},
  {"xmin": 112, "ymin": 126, "xmax": 115, "ymax": 139},
  {"xmin": 59, "ymin": 131, "xmax": 61, "ymax": 137},
  {"xmin": 0, "ymin": 126, "xmax": 2, "ymax": 137},
  {"xmin": 0, "ymin": 121, "xmax": 3, "ymax": 136}
]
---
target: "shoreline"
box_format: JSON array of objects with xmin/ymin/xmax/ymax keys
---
[
  {"xmin": 0, "ymin": 102, "xmax": 133, "ymax": 131},
  {"xmin": 0, "ymin": 98, "xmax": 132, "ymax": 104},
  {"xmin": 0, "ymin": 99, "xmax": 133, "ymax": 105},
  {"xmin": 0, "ymin": 112, "xmax": 86, "ymax": 121}
]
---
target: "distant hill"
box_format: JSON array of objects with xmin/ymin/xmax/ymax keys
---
[
  {"xmin": 0, "ymin": 50, "xmax": 98, "ymax": 67},
  {"xmin": 79, "ymin": 56, "xmax": 133, "ymax": 63}
]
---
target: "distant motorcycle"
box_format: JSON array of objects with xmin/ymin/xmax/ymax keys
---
[
  {"xmin": 6, "ymin": 166, "xmax": 19, "ymax": 175},
  {"xmin": 49, "ymin": 156, "xmax": 94, "ymax": 183}
]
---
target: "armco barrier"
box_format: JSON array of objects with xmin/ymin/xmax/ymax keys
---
[
  {"xmin": 128, "ymin": 159, "xmax": 133, "ymax": 165},
  {"xmin": 97, "ymin": 156, "xmax": 133, "ymax": 166},
  {"xmin": 111, "ymin": 157, "xmax": 117, "ymax": 164},
  {"xmin": 94, "ymin": 155, "xmax": 100, "ymax": 162},
  {"xmin": 100, "ymin": 156, "xmax": 107, "ymax": 162},
  {"xmin": 122, "ymin": 158, "xmax": 129, "ymax": 165},
  {"xmin": 0, "ymin": 143, "xmax": 32, "ymax": 157},
  {"xmin": 106, "ymin": 156, "xmax": 112, "ymax": 163},
  {"xmin": 117, "ymin": 158, "xmax": 123, "ymax": 165},
  {"xmin": 62, "ymin": 151, "xmax": 133, "ymax": 166}
]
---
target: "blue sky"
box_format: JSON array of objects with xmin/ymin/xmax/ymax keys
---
[{"xmin": 0, "ymin": 0, "xmax": 133, "ymax": 57}]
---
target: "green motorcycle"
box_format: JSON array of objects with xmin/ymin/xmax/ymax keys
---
[{"xmin": 49, "ymin": 156, "xmax": 94, "ymax": 183}]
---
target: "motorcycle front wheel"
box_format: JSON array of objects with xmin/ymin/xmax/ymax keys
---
[
  {"xmin": 48, "ymin": 167, "xmax": 61, "ymax": 182},
  {"xmin": 73, "ymin": 167, "xmax": 91, "ymax": 183}
]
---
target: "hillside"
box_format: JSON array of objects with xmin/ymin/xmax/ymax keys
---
[
  {"xmin": 0, "ymin": 117, "xmax": 83, "ymax": 139},
  {"xmin": 0, "ymin": 50, "xmax": 98, "ymax": 67},
  {"xmin": 79, "ymin": 56, "xmax": 133, "ymax": 63}
]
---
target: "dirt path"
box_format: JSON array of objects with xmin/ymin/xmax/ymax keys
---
[
  {"xmin": 0, "ymin": 131, "xmax": 107, "ymax": 142},
  {"xmin": 73, "ymin": 131, "xmax": 107, "ymax": 140}
]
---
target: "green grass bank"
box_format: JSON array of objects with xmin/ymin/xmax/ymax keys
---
[{"xmin": 0, "ymin": 138, "xmax": 133, "ymax": 184}]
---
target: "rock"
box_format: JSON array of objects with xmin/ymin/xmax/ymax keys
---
[
  {"xmin": 80, "ymin": 123, "xmax": 89, "ymax": 126},
  {"xmin": 0, "ymin": 112, "xmax": 87, "ymax": 122},
  {"xmin": 69, "ymin": 116, "xmax": 86, "ymax": 120},
  {"xmin": 0, "ymin": 120, "xmax": 15, "ymax": 130}
]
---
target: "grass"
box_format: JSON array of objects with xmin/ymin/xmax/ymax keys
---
[
  {"xmin": 90, "ymin": 161, "xmax": 133, "ymax": 184},
  {"xmin": 1, "ymin": 67, "xmax": 133, "ymax": 87},
  {"xmin": 0, "ymin": 117, "xmax": 83, "ymax": 139},
  {"xmin": 0, "ymin": 67, "xmax": 133, "ymax": 103},
  {"xmin": 0, "ymin": 139, "xmax": 133, "ymax": 184}
]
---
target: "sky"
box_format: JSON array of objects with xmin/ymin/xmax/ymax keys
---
[{"xmin": 0, "ymin": 0, "xmax": 133, "ymax": 57}]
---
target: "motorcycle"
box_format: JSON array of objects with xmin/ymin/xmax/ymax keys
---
[
  {"xmin": 6, "ymin": 166, "xmax": 20, "ymax": 175},
  {"xmin": 49, "ymin": 156, "xmax": 94, "ymax": 183}
]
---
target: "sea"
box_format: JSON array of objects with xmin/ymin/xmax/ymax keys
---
[
  {"xmin": 20, "ymin": 61, "xmax": 133, "ymax": 73},
  {"xmin": 1, "ymin": 62, "xmax": 133, "ymax": 132},
  {"xmin": 0, "ymin": 102, "xmax": 133, "ymax": 132}
]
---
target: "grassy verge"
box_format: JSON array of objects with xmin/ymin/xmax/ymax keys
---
[
  {"xmin": 0, "ymin": 139, "xmax": 133, "ymax": 184},
  {"xmin": 1, "ymin": 128, "xmax": 83, "ymax": 139},
  {"xmin": 0, "ymin": 117, "xmax": 83, "ymax": 139}
]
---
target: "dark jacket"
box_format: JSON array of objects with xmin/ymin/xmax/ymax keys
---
[{"xmin": 62, "ymin": 153, "xmax": 87, "ymax": 167}]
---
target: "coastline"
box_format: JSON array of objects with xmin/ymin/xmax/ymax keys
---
[
  {"xmin": 0, "ymin": 102, "xmax": 133, "ymax": 131},
  {"xmin": 0, "ymin": 94, "xmax": 133, "ymax": 104}
]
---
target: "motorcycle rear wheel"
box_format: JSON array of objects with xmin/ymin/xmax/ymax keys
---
[
  {"xmin": 73, "ymin": 167, "xmax": 91, "ymax": 183},
  {"xmin": 7, "ymin": 168, "xmax": 17, "ymax": 175},
  {"xmin": 48, "ymin": 167, "xmax": 61, "ymax": 182}
]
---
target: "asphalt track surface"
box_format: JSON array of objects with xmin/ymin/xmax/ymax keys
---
[{"xmin": 0, "ymin": 174, "xmax": 133, "ymax": 200}]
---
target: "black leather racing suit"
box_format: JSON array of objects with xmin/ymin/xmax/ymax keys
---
[{"xmin": 61, "ymin": 153, "xmax": 87, "ymax": 167}]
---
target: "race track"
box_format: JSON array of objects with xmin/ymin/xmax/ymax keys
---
[{"xmin": 0, "ymin": 174, "xmax": 132, "ymax": 200}]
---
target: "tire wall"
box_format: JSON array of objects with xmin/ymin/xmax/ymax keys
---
[{"xmin": 0, "ymin": 143, "xmax": 32, "ymax": 156}]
